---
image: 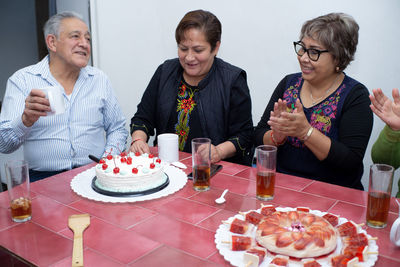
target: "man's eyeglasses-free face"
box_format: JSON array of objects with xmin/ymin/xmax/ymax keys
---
[{"xmin": 293, "ymin": 41, "xmax": 329, "ymax": 61}]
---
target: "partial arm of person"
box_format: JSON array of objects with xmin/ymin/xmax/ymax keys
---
[
  {"xmin": 212, "ymin": 141, "xmax": 236, "ymax": 163},
  {"xmin": 213, "ymin": 71, "xmax": 253, "ymax": 163},
  {"xmin": 254, "ymin": 76, "xmax": 289, "ymax": 147},
  {"xmin": 371, "ymin": 125, "xmax": 400, "ymax": 169},
  {"xmin": 370, "ymin": 88, "xmax": 400, "ymax": 131},
  {"xmin": 129, "ymin": 65, "xmax": 162, "ymax": 154},
  {"xmin": 370, "ymin": 87, "xmax": 400, "ymax": 168},
  {"xmin": 0, "ymin": 76, "xmax": 50, "ymax": 153},
  {"xmin": 323, "ymin": 84, "xmax": 373, "ymax": 170},
  {"xmin": 131, "ymin": 130, "xmax": 150, "ymax": 154},
  {"xmin": 102, "ymin": 79, "xmax": 129, "ymax": 155}
]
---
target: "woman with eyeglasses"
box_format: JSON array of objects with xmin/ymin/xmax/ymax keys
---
[{"xmin": 254, "ymin": 13, "xmax": 373, "ymax": 189}]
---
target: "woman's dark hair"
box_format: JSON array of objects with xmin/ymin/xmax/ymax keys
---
[{"xmin": 175, "ymin": 10, "xmax": 221, "ymax": 52}]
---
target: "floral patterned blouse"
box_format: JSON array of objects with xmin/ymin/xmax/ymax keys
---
[
  {"xmin": 165, "ymin": 77, "xmax": 246, "ymax": 154},
  {"xmin": 254, "ymin": 73, "xmax": 373, "ymax": 189},
  {"xmin": 283, "ymin": 76, "xmax": 346, "ymax": 147},
  {"xmin": 170, "ymin": 80, "xmax": 200, "ymax": 151}
]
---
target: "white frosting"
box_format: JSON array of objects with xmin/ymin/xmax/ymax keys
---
[{"xmin": 95, "ymin": 152, "xmax": 167, "ymax": 192}]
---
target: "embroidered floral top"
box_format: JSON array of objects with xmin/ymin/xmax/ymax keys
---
[
  {"xmin": 169, "ymin": 80, "xmax": 201, "ymax": 151},
  {"xmin": 254, "ymin": 73, "xmax": 373, "ymax": 189},
  {"xmin": 166, "ymin": 79, "xmax": 243, "ymax": 152}
]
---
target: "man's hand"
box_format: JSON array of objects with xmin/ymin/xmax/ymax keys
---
[{"xmin": 22, "ymin": 89, "xmax": 51, "ymax": 127}]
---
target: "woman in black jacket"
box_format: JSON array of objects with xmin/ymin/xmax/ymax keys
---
[{"xmin": 130, "ymin": 9, "xmax": 253, "ymax": 165}]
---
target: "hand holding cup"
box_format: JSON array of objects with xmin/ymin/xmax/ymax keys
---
[{"xmin": 22, "ymin": 89, "xmax": 51, "ymax": 127}]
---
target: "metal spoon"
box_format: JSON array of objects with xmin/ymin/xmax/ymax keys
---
[{"xmin": 215, "ymin": 189, "xmax": 229, "ymax": 204}]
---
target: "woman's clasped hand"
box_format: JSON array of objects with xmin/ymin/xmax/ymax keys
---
[{"xmin": 268, "ymin": 99, "xmax": 311, "ymax": 142}]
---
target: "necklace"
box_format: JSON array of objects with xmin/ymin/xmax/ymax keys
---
[{"xmin": 310, "ymin": 74, "xmax": 341, "ymax": 105}]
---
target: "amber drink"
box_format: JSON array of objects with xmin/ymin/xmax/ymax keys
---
[
  {"xmin": 192, "ymin": 138, "xmax": 211, "ymax": 191},
  {"xmin": 193, "ymin": 165, "xmax": 210, "ymax": 191},
  {"xmin": 366, "ymin": 164, "xmax": 394, "ymax": 228},
  {"xmin": 5, "ymin": 160, "xmax": 32, "ymax": 222},
  {"xmin": 256, "ymin": 145, "xmax": 277, "ymax": 201},
  {"xmin": 256, "ymin": 171, "xmax": 275, "ymax": 200},
  {"xmin": 10, "ymin": 197, "xmax": 32, "ymax": 222},
  {"xmin": 366, "ymin": 191, "xmax": 390, "ymax": 228}
]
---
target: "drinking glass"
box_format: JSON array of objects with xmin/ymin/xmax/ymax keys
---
[
  {"xmin": 256, "ymin": 145, "xmax": 277, "ymax": 200},
  {"xmin": 366, "ymin": 163, "xmax": 394, "ymax": 228},
  {"xmin": 5, "ymin": 160, "xmax": 32, "ymax": 222},
  {"xmin": 191, "ymin": 138, "xmax": 211, "ymax": 191}
]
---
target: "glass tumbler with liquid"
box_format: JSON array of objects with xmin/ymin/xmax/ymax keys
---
[
  {"xmin": 366, "ymin": 164, "xmax": 394, "ymax": 228},
  {"xmin": 192, "ymin": 138, "xmax": 211, "ymax": 191},
  {"xmin": 5, "ymin": 160, "xmax": 32, "ymax": 222},
  {"xmin": 256, "ymin": 145, "xmax": 277, "ymax": 201}
]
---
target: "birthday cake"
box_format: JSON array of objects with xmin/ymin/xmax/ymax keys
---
[{"xmin": 94, "ymin": 152, "xmax": 168, "ymax": 193}]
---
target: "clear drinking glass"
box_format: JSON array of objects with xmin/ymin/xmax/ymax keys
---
[
  {"xmin": 5, "ymin": 160, "xmax": 32, "ymax": 222},
  {"xmin": 366, "ymin": 163, "xmax": 394, "ymax": 228},
  {"xmin": 256, "ymin": 145, "xmax": 277, "ymax": 201},
  {"xmin": 191, "ymin": 138, "xmax": 211, "ymax": 191}
]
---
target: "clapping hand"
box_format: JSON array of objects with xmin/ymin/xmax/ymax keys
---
[
  {"xmin": 370, "ymin": 88, "xmax": 400, "ymax": 131},
  {"xmin": 267, "ymin": 99, "xmax": 288, "ymax": 143},
  {"xmin": 268, "ymin": 99, "xmax": 311, "ymax": 139}
]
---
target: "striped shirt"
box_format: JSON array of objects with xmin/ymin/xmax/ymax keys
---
[{"xmin": 0, "ymin": 56, "xmax": 128, "ymax": 171}]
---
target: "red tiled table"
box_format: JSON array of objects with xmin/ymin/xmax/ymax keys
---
[{"xmin": 0, "ymin": 150, "xmax": 399, "ymax": 266}]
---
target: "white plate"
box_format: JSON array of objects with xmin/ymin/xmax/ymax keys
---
[
  {"xmin": 215, "ymin": 207, "xmax": 378, "ymax": 267},
  {"xmin": 70, "ymin": 165, "xmax": 187, "ymax": 203}
]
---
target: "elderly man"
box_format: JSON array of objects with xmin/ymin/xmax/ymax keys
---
[{"xmin": 0, "ymin": 11, "xmax": 128, "ymax": 181}]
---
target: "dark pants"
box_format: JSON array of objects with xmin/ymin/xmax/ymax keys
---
[
  {"xmin": 29, "ymin": 169, "xmax": 68, "ymax": 183},
  {"xmin": 1, "ymin": 170, "xmax": 66, "ymax": 190}
]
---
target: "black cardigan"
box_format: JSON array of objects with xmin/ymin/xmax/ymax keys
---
[{"xmin": 131, "ymin": 57, "xmax": 254, "ymax": 165}]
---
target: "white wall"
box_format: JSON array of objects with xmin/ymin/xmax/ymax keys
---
[{"xmin": 92, "ymin": 0, "xmax": 399, "ymax": 194}]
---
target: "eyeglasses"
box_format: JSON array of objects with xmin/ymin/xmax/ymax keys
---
[{"xmin": 293, "ymin": 41, "xmax": 329, "ymax": 61}]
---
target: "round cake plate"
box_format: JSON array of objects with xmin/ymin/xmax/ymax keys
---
[
  {"xmin": 91, "ymin": 173, "xmax": 170, "ymax": 197},
  {"xmin": 70, "ymin": 165, "xmax": 187, "ymax": 203},
  {"xmin": 214, "ymin": 207, "xmax": 378, "ymax": 267}
]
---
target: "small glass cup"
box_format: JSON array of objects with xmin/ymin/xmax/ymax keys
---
[
  {"xmin": 5, "ymin": 160, "xmax": 32, "ymax": 222},
  {"xmin": 191, "ymin": 138, "xmax": 211, "ymax": 191},
  {"xmin": 256, "ymin": 145, "xmax": 277, "ymax": 201},
  {"xmin": 366, "ymin": 163, "xmax": 394, "ymax": 228}
]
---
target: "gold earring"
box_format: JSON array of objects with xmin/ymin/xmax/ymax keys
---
[{"xmin": 336, "ymin": 66, "xmax": 340, "ymax": 72}]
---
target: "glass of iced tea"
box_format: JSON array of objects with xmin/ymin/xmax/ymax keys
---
[
  {"xmin": 366, "ymin": 163, "xmax": 394, "ymax": 228},
  {"xmin": 5, "ymin": 160, "xmax": 32, "ymax": 222},
  {"xmin": 256, "ymin": 145, "xmax": 277, "ymax": 201},
  {"xmin": 192, "ymin": 138, "xmax": 211, "ymax": 191}
]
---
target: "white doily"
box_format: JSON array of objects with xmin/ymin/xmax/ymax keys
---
[
  {"xmin": 70, "ymin": 165, "xmax": 187, "ymax": 203},
  {"xmin": 215, "ymin": 207, "xmax": 378, "ymax": 267}
]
